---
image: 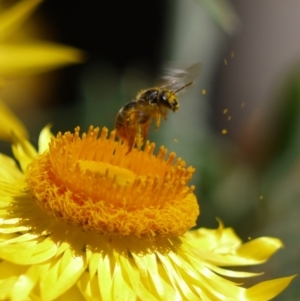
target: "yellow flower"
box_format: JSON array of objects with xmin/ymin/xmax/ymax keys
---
[
  {"xmin": 0, "ymin": 104, "xmax": 295, "ymax": 300},
  {"xmin": 0, "ymin": 0, "xmax": 84, "ymax": 79},
  {"xmin": 0, "ymin": 0, "xmax": 84, "ymax": 140}
]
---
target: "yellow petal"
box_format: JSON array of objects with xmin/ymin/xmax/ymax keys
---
[
  {"xmin": 0, "ymin": 0, "xmax": 42, "ymax": 42},
  {"xmin": 77, "ymin": 272, "xmax": 102, "ymax": 301},
  {"xmin": 112, "ymin": 255, "xmax": 136, "ymax": 301},
  {"xmin": 157, "ymin": 252, "xmax": 201, "ymax": 300},
  {"xmin": 244, "ymin": 275, "xmax": 296, "ymax": 301},
  {"xmin": 186, "ymin": 220, "xmax": 242, "ymax": 251},
  {"xmin": 186, "ymin": 251, "xmax": 263, "ymax": 279},
  {"xmin": 38, "ymin": 124, "xmax": 53, "ymax": 154},
  {"xmin": 97, "ymin": 254, "xmax": 113, "ymax": 301},
  {"xmin": 0, "ymin": 43, "xmax": 85, "ymax": 77},
  {"xmin": 0, "ymin": 100, "xmax": 28, "ymax": 141},
  {"xmin": 133, "ymin": 252, "xmax": 179, "ymax": 300},
  {"xmin": 40, "ymin": 248, "xmax": 86, "ymax": 301},
  {"xmin": 235, "ymin": 237, "xmax": 283, "ymax": 263},
  {"xmin": 10, "ymin": 265, "xmax": 40, "ymax": 301},
  {"xmin": 87, "ymin": 251, "xmax": 101, "ymax": 279},
  {"xmin": 0, "ymin": 237, "xmax": 58, "ymax": 264},
  {"xmin": 118, "ymin": 255, "xmax": 140, "ymax": 294},
  {"xmin": 55, "ymin": 284, "xmax": 86, "ymax": 301},
  {"xmin": 0, "ymin": 224, "xmax": 29, "ymax": 233},
  {"xmin": 185, "ymin": 222, "xmax": 285, "ymax": 267},
  {"xmin": 0, "ymin": 261, "xmax": 28, "ymax": 300},
  {"xmin": 0, "ymin": 232, "xmax": 39, "ymax": 245}
]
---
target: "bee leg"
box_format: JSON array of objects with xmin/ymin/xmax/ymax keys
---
[
  {"xmin": 155, "ymin": 114, "xmax": 161, "ymax": 130},
  {"xmin": 142, "ymin": 123, "xmax": 150, "ymax": 142},
  {"xmin": 124, "ymin": 119, "xmax": 137, "ymax": 155},
  {"xmin": 162, "ymin": 108, "xmax": 168, "ymax": 120},
  {"xmin": 126, "ymin": 134, "xmax": 136, "ymax": 155}
]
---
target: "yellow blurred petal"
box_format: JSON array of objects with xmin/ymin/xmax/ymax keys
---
[
  {"xmin": 0, "ymin": 100, "xmax": 28, "ymax": 141},
  {"xmin": 11, "ymin": 134, "xmax": 37, "ymax": 172},
  {"xmin": 38, "ymin": 124, "xmax": 53, "ymax": 154},
  {"xmin": 0, "ymin": 181, "xmax": 24, "ymax": 198},
  {"xmin": 0, "ymin": 0, "xmax": 43, "ymax": 42},
  {"xmin": 244, "ymin": 275, "xmax": 296, "ymax": 301},
  {"xmin": 217, "ymin": 227, "xmax": 243, "ymax": 249},
  {"xmin": 0, "ymin": 153, "xmax": 24, "ymax": 181},
  {"xmin": 0, "ymin": 42, "xmax": 85, "ymax": 77}
]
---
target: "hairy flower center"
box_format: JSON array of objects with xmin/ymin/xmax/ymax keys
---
[{"xmin": 26, "ymin": 126, "xmax": 199, "ymax": 237}]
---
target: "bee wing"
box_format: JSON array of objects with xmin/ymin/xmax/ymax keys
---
[{"xmin": 159, "ymin": 62, "xmax": 202, "ymax": 92}]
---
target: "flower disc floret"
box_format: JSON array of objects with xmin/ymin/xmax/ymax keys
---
[{"xmin": 26, "ymin": 126, "xmax": 199, "ymax": 237}]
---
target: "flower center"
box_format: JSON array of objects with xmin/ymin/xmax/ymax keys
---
[{"xmin": 26, "ymin": 126, "xmax": 199, "ymax": 238}]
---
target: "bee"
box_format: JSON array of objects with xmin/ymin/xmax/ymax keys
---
[{"xmin": 114, "ymin": 63, "xmax": 201, "ymax": 154}]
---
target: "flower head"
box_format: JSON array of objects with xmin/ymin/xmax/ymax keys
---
[
  {"xmin": 0, "ymin": 106, "xmax": 295, "ymax": 300},
  {"xmin": 26, "ymin": 126, "xmax": 199, "ymax": 238}
]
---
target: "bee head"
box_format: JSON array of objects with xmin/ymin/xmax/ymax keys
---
[{"xmin": 160, "ymin": 91, "xmax": 179, "ymax": 112}]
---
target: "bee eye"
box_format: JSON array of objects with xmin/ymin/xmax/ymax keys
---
[{"xmin": 161, "ymin": 93, "xmax": 168, "ymax": 102}]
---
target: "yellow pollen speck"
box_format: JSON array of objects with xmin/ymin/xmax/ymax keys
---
[
  {"xmin": 174, "ymin": 138, "xmax": 178, "ymax": 142},
  {"xmin": 223, "ymin": 108, "xmax": 228, "ymax": 114},
  {"xmin": 202, "ymin": 89, "xmax": 207, "ymax": 95},
  {"xmin": 259, "ymin": 195, "xmax": 264, "ymax": 200},
  {"xmin": 25, "ymin": 126, "xmax": 199, "ymax": 238},
  {"xmin": 231, "ymin": 51, "xmax": 235, "ymax": 58},
  {"xmin": 224, "ymin": 58, "xmax": 228, "ymax": 65},
  {"xmin": 222, "ymin": 129, "xmax": 228, "ymax": 135},
  {"xmin": 228, "ymin": 116, "xmax": 232, "ymax": 121}
]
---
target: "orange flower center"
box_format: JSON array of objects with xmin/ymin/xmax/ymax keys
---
[{"xmin": 25, "ymin": 126, "xmax": 199, "ymax": 237}]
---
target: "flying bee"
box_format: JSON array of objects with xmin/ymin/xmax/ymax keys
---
[{"xmin": 114, "ymin": 62, "xmax": 201, "ymax": 154}]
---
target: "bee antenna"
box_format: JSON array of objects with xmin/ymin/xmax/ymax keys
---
[{"xmin": 173, "ymin": 82, "xmax": 193, "ymax": 94}]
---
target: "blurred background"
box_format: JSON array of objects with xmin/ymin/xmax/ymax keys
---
[{"xmin": 0, "ymin": 0, "xmax": 299, "ymax": 299}]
